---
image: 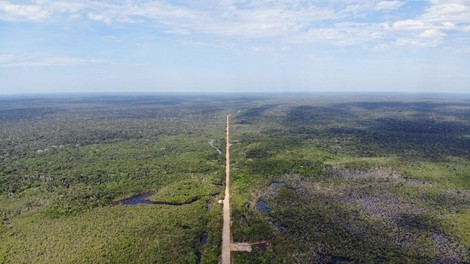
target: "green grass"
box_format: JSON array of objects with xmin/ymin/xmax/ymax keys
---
[
  {"xmin": 149, "ymin": 178, "xmax": 220, "ymax": 204},
  {"xmin": 398, "ymin": 160, "xmax": 470, "ymax": 190},
  {"xmin": 446, "ymin": 210, "xmax": 470, "ymax": 247}
]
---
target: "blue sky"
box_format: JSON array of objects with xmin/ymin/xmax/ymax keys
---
[{"xmin": 1, "ymin": 0, "xmax": 469, "ymax": 94}]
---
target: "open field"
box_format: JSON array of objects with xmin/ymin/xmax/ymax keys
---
[{"xmin": 1, "ymin": 93, "xmax": 469, "ymax": 263}]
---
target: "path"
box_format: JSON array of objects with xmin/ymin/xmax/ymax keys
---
[
  {"xmin": 222, "ymin": 114, "xmax": 231, "ymax": 264},
  {"xmin": 208, "ymin": 139, "xmax": 222, "ymax": 155}
]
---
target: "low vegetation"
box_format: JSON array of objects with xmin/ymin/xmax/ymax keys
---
[{"xmin": 148, "ymin": 177, "xmax": 220, "ymax": 204}]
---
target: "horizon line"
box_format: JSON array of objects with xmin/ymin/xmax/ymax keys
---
[{"xmin": 1, "ymin": 90, "xmax": 470, "ymax": 98}]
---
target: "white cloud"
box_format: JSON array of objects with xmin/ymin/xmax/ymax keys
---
[
  {"xmin": 102, "ymin": 35, "xmax": 122, "ymax": 42},
  {"xmin": 0, "ymin": 1, "xmax": 370, "ymax": 39},
  {"xmin": 424, "ymin": 1, "xmax": 470, "ymax": 23},
  {"xmin": 396, "ymin": 38, "xmax": 441, "ymax": 48},
  {"xmin": 289, "ymin": 22, "xmax": 384, "ymax": 46},
  {"xmin": 395, "ymin": 28, "xmax": 445, "ymax": 48},
  {"xmin": 420, "ymin": 29, "xmax": 444, "ymax": 38},
  {"xmin": 87, "ymin": 12, "xmax": 112, "ymax": 24},
  {"xmin": 392, "ymin": 19, "xmax": 427, "ymax": 30},
  {"xmin": 375, "ymin": 1, "xmax": 404, "ymax": 10},
  {"xmin": 0, "ymin": 54, "xmax": 106, "ymax": 67},
  {"xmin": 0, "ymin": 0, "xmax": 469, "ymax": 50},
  {"xmin": 387, "ymin": 0, "xmax": 469, "ymax": 48},
  {"xmin": 0, "ymin": 1, "xmax": 49, "ymax": 21}
]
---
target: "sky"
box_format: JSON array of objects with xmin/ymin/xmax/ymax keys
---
[{"xmin": 0, "ymin": 0, "xmax": 470, "ymax": 94}]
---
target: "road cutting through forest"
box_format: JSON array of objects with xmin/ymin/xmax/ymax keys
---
[
  {"xmin": 222, "ymin": 114, "xmax": 253, "ymax": 264},
  {"xmin": 222, "ymin": 114, "xmax": 232, "ymax": 264}
]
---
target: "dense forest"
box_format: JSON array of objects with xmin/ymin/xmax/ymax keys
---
[{"xmin": 0, "ymin": 94, "xmax": 469, "ymax": 263}]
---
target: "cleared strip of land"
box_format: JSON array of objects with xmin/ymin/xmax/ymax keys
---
[{"xmin": 221, "ymin": 114, "xmax": 231, "ymax": 264}]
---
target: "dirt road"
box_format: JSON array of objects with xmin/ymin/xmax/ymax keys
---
[{"xmin": 221, "ymin": 114, "xmax": 231, "ymax": 264}]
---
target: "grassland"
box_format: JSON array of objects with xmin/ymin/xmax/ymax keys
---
[{"xmin": 1, "ymin": 93, "xmax": 469, "ymax": 263}]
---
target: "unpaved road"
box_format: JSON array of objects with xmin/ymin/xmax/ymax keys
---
[{"xmin": 222, "ymin": 114, "xmax": 231, "ymax": 264}]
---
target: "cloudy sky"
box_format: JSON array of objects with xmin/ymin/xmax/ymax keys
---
[{"xmin": 1, "ymin": 0, "xmax": 469, "ymax": 94}]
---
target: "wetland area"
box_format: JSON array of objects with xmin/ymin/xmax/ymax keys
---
[{"xmin": 0, "ymin": 93, "xmax": 469, "ymax": 263}]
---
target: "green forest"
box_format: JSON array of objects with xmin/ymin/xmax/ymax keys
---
[{"xmin": 0, "ymin": 94, "xmax": 469, "ymax": 263}]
